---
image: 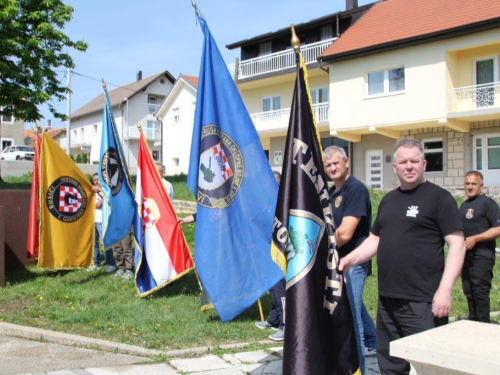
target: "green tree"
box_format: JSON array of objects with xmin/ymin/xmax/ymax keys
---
[
  {"xmin": 81, "ymin": 153, "xmax": 87, "ymax": 164},
  {"xmin": 0, "ymin": 0, "xmax": 88, "ymax": 122},
  {"xmin": 75, "ymin": 154, "xmax": 81, "ymax": 163}
]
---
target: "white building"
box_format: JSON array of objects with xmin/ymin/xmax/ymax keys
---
[
  {"xmin": 156, "ymin": 74, "xmax": 198, "ymax": 175},
  {"xmin": 66, "ymin": 71, "xmax": 175, "ymax": 171}
]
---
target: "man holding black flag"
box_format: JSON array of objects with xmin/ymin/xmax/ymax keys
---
[{"xmin": 270, "ymin": 25, "xmax": 359, "ymax": 375}]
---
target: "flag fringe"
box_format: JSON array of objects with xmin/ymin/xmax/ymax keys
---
[
  {"xmin": 271, "ymin": 241, "xmax": 287, "ymax": 275},
  {"xmin": 201, "ymin": 302, "xmax": 214, "ymax": 313}
]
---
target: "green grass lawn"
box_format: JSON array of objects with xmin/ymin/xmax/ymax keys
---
[
  {"xmin": 0, "ymin": 217, "xmax": 275, "ymax": 350},
  {"xmin": 1, "ymin": 176, "xmax": 500, "ymax": 350}
]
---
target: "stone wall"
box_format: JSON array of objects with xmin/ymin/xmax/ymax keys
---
[{"xmin": 1, "ymin": 160, "xmax": 98, "ymax": 178}]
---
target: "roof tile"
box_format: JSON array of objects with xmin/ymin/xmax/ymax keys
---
[{"xmin": 321, "ymin": 0, "xmax": 500, "ymax": 59}]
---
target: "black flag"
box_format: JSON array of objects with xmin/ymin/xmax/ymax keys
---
[{"xmin": 271, "ymin": 51, "xmax": 360, "ymax": 375}]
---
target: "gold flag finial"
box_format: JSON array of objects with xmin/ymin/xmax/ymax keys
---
[
  {"xmin": 291, "ymin": 23, "xmax": 300, "ymax": 52},
  {"xmin": 102, "ymin": 79, "xmax": 107, "ymax": 89},
  {"xmin": 136, "ymin": 122, "xmax": 142, "ymax": 130},
  {"xmin": 35, "ymin": 122, "xmax": 43, "ymax": 134}
]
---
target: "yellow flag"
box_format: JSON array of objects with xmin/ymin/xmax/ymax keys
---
[{"xmin": 38, "ymin": 133, "xmax": 94, "ymax": 268}]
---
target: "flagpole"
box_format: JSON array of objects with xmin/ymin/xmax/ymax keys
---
[{"xmin": 257, "ymin": 299, "xmax": 265, "ymax": 322}]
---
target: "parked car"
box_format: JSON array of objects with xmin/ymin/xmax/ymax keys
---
[{"xmin": 1, "ymin": 145, "xmax": 35, "ymax": 161}]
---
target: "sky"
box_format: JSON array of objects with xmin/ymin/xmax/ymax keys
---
[{"xmin": 31, "ymin": 0, "xmax": 373, "ymax": 129}]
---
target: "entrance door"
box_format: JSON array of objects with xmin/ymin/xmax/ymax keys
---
[
  {"xmin": 473, "ymin": 133, "xmax": 500, "ymax": 186},
  {"xmin": 475, "ymin": 58, "xmax": 496, "ymax": 108},
  {"xmin": 365, "ymin": 150, "xmax": 383, "ymax": 189}
]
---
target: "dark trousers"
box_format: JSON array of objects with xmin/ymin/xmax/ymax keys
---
[
  {"xmin": 267, "ymin": 278, "xmax": 286, "ymax": 329},
  {"xmin": 376, "ymin": 296, "xmax": 448, "ymax": 375},
  {"xmin": 462, "ymin": 253, "xmax": 495, "ymax": 323},
  {"xmin": 112, "ymin": 234, "xmax": 134, "ymax": 271}
]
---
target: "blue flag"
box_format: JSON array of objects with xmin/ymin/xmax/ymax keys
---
[
  {"xmin": 99, "ymin": 85, "xmax": 135, "ymax": 248},
  {"xmin": 188, "ymin": 16, "xmax": 283, "ymax": 322}
]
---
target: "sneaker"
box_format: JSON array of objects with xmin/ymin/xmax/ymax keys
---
[
  {"xmin": 122, "ymin": 270, "xmax": 133, "ymax": 281},
  {"xmin": 87, "ymin": 264, "xmax": 100, "ymax": 272},
  {"xmin": 113, "ymin": 269, "xmax": 124, "ymax": 278},
  {"xmin": 365, "ymin": 347, "xmax": 377, "ymax": 357},
  {"xmin": 106, "ymin": 265, "xmax": 117, "ymax": 273},
  {"xmin": 255, "ymin": 321, "xmax": 279, "ymax": 330},
  {"xmin": 269, "ymin": 329, "xmax": 285, "ymax": 342}
]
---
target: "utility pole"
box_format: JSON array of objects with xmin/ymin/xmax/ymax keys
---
[{"xmin": 66, "ymin": 67, "xmax": 71, "ymax": 156}]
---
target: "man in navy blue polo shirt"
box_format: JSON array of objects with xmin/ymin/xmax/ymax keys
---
[{"xmin": 324, "ymin": 146, "xmax": 376, "ymax": 375}]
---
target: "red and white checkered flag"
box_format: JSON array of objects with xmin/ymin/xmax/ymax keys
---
[
  {"xmin": 59, "ymin": 186, "xmax": 82, "ymax": 213},
  {"xmin": 212, "ymin": 142, "xmax": 233, "ymax": 181}
]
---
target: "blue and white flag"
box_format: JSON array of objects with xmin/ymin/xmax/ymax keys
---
[
  {"xmin": 99, "ymin": 84, "xmax": 135, "ymax": 248},
  {"xmin": 187, "ymin": 16, "xmax": 283, "ymax": 322}
]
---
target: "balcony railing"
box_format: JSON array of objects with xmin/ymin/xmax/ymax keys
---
[
  {"xmin": 250, "ymin": 103, "xmax": 329, "ymax": 131},
  {"xmin": 228, "ymin": 38, "xmax": 336, "ymax": 81},
  {"xmin": 447, "ymin": 82, "xmax": 500, "ymax": 113},
  {"xmin": 70, "ymin": 134, "xmax": 93, "ymax": 147},
  {"xmin": 124, "ymin": 126, "xmax": 161, "ymax": 141},
  {"xmin": 148, "ymin": 103, "xmax": 161, "ymax": 114}
]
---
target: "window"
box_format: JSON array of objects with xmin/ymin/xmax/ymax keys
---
[
  {"xmin": 1, "ymin": 106, "xmax": 13, "ymax": 123},
  {"xmin": 367, "ymin": 67, "xmax": 405, "ymax": 96},
  {"xmin": 258, "ymin": 42, "xmax": 272, "ymax": 57},
  {"xmin": 422, "ymin": 138, "xmax": 443, "ymax": 172},
  {"xmin": 1, "ymin": 139, "xmax": 13, "ymax": 151},
  {"xmin": 321, "ymin": 137, "xmax": 349, "ymax": 158},
  {"xmin": 173, "ymin": 107, "xmax": 180, "ymax": 123},
  {"xmin": 24, "ymin": 137, "xmax": 31, "ymax": 146},
  {"xmin": 262, "ymin": 96, "xmax": 281, "ymax": 112},
  {"xmin": 173, "ymin": 158, "xmax": 180, "ymax": 168},
  {"xmin": 93, "ymin": 124, "xmax": 98, "ymax": 135},
  {"xmin": 310, "ymin": 87, "xmax": 328, "ymax": 104},
  {"xmin": 148, "ymin": 97, "xmax": 157, "ymax": 104},
  {"xmin": 321, "ymin": 25, "xmax": 333, "ymax": 40}
]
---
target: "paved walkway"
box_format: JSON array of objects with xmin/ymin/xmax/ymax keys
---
[{"xmin": 0, "ymin": 322, "xmax": 380, "ymax": 375}]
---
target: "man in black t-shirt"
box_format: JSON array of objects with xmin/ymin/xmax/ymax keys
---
[
  {"xmin": 339, "ymin": 139, "xmax": 465, "ymax": 375},
  {"xmin": 324, "ymin": 146, "xmax": 376, "ymax": 375},
  {"xmin": 460, "ymin": 171, "xmax": 500, "ymax": 323}
]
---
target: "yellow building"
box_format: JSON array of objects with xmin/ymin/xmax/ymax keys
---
[
  {"xmin": 320, "ymin": 0, "xmax": 500, "ymax": 188},
  {"xmin": 227, "ymin": 1, "xmax": 375, "ymax": 171}
]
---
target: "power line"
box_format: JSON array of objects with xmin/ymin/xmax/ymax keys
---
[{"xmin": 71, "ymin": 71, "xmax": 151, "ymax": 96}]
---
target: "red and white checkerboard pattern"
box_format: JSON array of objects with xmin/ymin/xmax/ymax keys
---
[
  {"xmin": 59, "ymin": 186, "xmax": 82, "ymax": 213},
  {"xmin": 212, "ymin": 142, "xmax": 233, "ymax": 181},
  {"xmin": 142, "ymin": 199, "xmax": 158, "ymax": 230}
]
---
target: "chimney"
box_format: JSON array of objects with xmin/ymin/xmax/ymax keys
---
[
  {"xmin": 137, "ymin": 71, "xmax": 142, "ymax": 81},
  {"xmin": 346, "ymin": 0, "xmax": 358, "ymax": 10},
  {"xmin": 45, "ymin": 119, "xmax": 52, "ymax": 131}
]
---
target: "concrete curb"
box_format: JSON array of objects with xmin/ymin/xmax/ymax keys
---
[
  {"xmin": 0, "ymin": 321, "xmax": 278, "ymax": 359},
  {"xmin": 0, "ymin": 321, "xmax": 164, "ymax": 357}
]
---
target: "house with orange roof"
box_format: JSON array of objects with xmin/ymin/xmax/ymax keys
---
[
  {"xmin": 155, "ymin": 74, "xmax": 199, "ymax": 175},
  {"xmin": 68, "ymin": 70, "xmax": 175, "ymax": 169},
  {"xmin": 226, "ymin": 0, "xmax": 376, "ymax": 171},
  {"xmin": 23, "ymin": 121, "xmax": 66, "ymax": 149},
  {"xmin": 319, "ymin": 0, "xmax": 500, "ymax": 188}
]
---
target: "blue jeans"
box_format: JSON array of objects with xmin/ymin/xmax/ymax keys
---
[
  {"xmin": 94, "ymin": 223, "xmax": 115, "ymax": 266},
  {"xmin": 346, "ymin": 262, "xmax": 377, "ymax": 375}
]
